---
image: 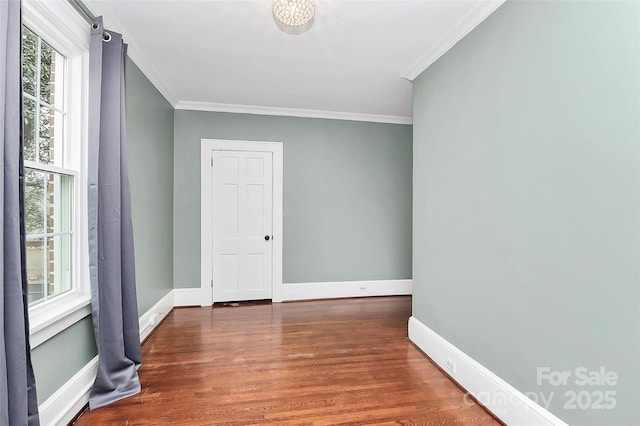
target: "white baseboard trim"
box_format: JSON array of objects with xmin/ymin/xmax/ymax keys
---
[
  {"xmin": 283, "ymin": 279, "xmax": 412, "ymax": 301},
  {"xmin": 173, "ymin": 287, "xmax": 202, "ymax": 307},
  {"xmin": 408, "ymin": 317, "xmax": 568, "ymax": 426},
  {"xmin": 38, "ymin": 355, "xmax": 98, "ymax": 426},
  {"xmin": 38, "ymin": 290, "xmax": 177, "ymax": 425},
  {"xmin": 139, "ymin": 290, "xmax": 174, "ymax": 342}
]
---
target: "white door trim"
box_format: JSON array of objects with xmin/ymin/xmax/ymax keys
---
[{"xmin": 201, "ymin": 139, "xmax": 284, "ymax": 305}]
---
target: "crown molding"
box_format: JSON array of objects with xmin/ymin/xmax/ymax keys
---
[
  {"xmin": 401, "ymin": 0, "xmax": 505, "ymax": 81},
  {"xmin": 174, "ymin": 101, "xmax": 413, "ymax": 125}
]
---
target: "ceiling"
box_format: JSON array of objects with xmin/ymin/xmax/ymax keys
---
[{"xmin": 83, "ymin": 0, "xmax": 504, "ymax": 124}]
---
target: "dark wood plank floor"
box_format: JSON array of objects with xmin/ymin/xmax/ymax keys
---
[{"xmin": 73, "ymin": 296, "xmax": 500, "ymax": 425}]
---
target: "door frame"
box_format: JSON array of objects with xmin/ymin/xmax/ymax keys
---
[{"xmin": 200, "ymin": 139, "xmax": 284, "ymax": 305}]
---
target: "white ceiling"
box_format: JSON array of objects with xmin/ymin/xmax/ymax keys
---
[{"xmin": 84, "ymin": 0, "xmax": 504, "ymax": 123}]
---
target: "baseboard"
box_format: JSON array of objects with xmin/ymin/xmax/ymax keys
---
[
  {"xmin": 38, "ymin": 355, "xmax": 98, "ymax": 426},
  {"xmin": 408, "ymin": 317, "xmax": 569, "ymax": 426},
  {"xmin": 175, "ymin": 281, "xmax": 410, "ymax": 305},
  {"xmin": 282, "ymin": 279, "xmax": 412, "ymax": 301},
  {"xmin": 173, "ymin": 287, "xmax": 202, "ymax": 307},
  {"xmin": 139, "ymin": 290, "xmax": 174, "ymax": 342},
  {"xmin": 39, "ymin": 291, "xmax": 176, "ymax": 425}
]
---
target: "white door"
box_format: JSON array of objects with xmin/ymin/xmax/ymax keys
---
[{"xmin": 212, "ymin": 150, "xmax": 273, "ymax": 302}]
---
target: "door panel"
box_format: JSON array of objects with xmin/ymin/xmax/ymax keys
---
[
  {"xmin": 245, "ymin": 253, "xmax": 265, "ymax": 291},
  {"xmin": 220, "ymin": 184, "xmax": 239, "ymax": 238},
  {"xmin": 246, "ymin": 185, "xmax": 264, "ymax": 237},
  {"xmin": 213, "ymin": 150, "xmax": 273, "ymax": 302},
  {"xmin": 218, "ymin": 254, "xmax": 239, "ymax": 292}
]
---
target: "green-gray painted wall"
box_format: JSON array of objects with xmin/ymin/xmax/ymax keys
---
[
  {"xmin": 126, "ymin": 58, "xmax": 174, "ymax": 314},
  {"xmin": 412, "ymin": 1, "xmax": 639, "ymax": 425},
  {"xmin": 31, "ymin": 57, "xmax": 175, "ymax": 403},
  {"xmin": 31, "ymin": 317, "xmax": 96, "ymax": 403},
  {"xmin": 173, "ymin": 111, "xmax": 412, "ymax": 287}
]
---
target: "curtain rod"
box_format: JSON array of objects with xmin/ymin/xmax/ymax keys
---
[{"xmin": 67, "ymin": 0, "xmax": 97, "ymax": 26}]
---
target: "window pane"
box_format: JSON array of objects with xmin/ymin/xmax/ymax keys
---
[
  {"xmin": 38, "ymin": 107, "xmax": 63, "ymax": 165},
  {"xmin": 22, "ymin": 27, "xmax": 37, "ymax": 97},
  {"xmin": 26, "ymin": 237, "xmax": 45, "ymax": 305},
  {"xmin": 46, "ymin": 234, "xmax": 72, "ymax": 298},
  {"xmin": 39, "ymin": 40, "xmax": 64, "ymax": 109},
  {"xmin": 38, "ymin": 105, "xmax": 55, "ymax": 164},
  {"xmin": 26, "ymin": 234, "xmax": 73, "ymax": 305},
  {"xmin": 25, "ymin": 170, "xmax": 74, "ymax": 307},
  {"xmin": 46, "ymin": 173, "xmax": 72, "ymax": 234},
  {"xmin": 24, "ymin": 98, "xmax": 37, "ymax": 162},
  {"xmin": 25, "ymin": 168, "xmax": 45, "ymax": 235}
]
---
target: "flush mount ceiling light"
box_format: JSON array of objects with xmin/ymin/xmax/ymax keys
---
[{"xmin": 273, "ymin": 0, "xmax": 316, "ymax": 34}]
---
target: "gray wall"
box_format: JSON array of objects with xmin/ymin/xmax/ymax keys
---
[
  {"xmin": 174, "ymin": 111, "xmax": 412, "ymax": 287},
  {"xmin": 32, "ymin": 317, "xmax": 96, "ymax": 403},
  {"xmin": 31, "ymin": 57, "xmax": 175, "ymax": 403},
  {"xmin": 126, "ymin": 58, "xmax": 174, "ymax": 313},
  {"xmin": 412, "ymin": 1, "xmax": 639, "ymax": 425}
]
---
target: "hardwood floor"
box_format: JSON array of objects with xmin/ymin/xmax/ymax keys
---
[{"xmin": 72, "ymin": 296, "xmax": 500, "ymax": 425}]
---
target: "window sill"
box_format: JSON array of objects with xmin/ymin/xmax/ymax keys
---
[{"xmin": 29, "ymin": 296, "xmax": 92, "ymax": 349}]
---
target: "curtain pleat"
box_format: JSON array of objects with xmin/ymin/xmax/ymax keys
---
[
  {"xmin": 87, "ymin": 17, "xmax": 142, "ymax": 410},
  {"xmin": 1, "ymin": 0, "xmax": 41, "ymax": 424}
]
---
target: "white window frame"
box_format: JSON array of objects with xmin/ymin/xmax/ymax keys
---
[{"xmin": 23, "ymin": 0, "xmax": 92, "ymax": 348}]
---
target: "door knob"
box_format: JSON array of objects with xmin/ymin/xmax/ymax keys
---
[{"xmin": 264, "ymin": 235, "xmax": 271, "ymax": 241}]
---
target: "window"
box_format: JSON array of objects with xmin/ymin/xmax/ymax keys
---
[
  {"xmin": 23, "ymin": 0, "xmax": 91, "ymax": 347},
  {"xmin": 22, "ymin": 26, "xmax": 75, "ymax": 306}
]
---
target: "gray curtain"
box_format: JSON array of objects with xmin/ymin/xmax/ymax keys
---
[
  {"xmin": 0, "ymin": 0, "xmax": 40, "ymax": 424},
  {"xmin": 88, "ymin": 17, "xmax": 142, "ymax": 410}
]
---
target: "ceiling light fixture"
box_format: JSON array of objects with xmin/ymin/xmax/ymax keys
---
[{"xmin": 273, "ymin": 0, "xmax": 316, "ymax": 33}]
